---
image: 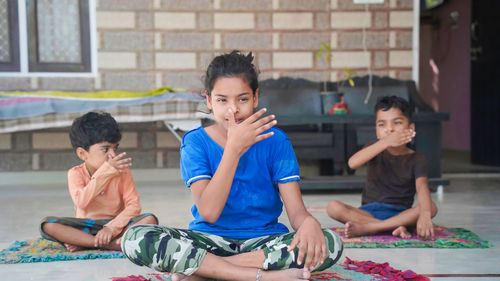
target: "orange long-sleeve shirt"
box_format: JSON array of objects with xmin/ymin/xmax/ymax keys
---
[{"xmin": 67, "ymin": 161, "xmax": 141, "ymax": 237}]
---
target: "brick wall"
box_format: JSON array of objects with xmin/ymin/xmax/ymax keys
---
[{"xmin": 1, "ymin": 0, "xmax": 414, "ymax": 92}]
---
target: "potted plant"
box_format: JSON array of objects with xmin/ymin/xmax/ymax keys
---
[{"xmin": 315, "ymin": 42, "xmax": 355, "ymax": 115}]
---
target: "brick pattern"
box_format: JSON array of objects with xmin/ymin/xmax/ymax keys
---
[
  {"xmin": 39, "ymin": 78, "xmax": 94, "ymax": 91},
  {"xmin": 0, "ymin": 78, "xmax": 32, "ymax": 91},
  {"xmin": 0, "ymin": 134, "xmax": 11, "ymax": 150},
  {"xmin": 96, "ymin": 12, "xmax": 136, "ymax": 28},
  {"xmin": 103, "ymin": 72, "xmax": 155, "ymax": 91},
  {"xmin": 92, "ymin": 1, "xmax": 412, "ymax": 91},
  {"xmin": 32, "ymin": 133, "xmax": 72, "ymax": 149},
  {"xmin": 0, "ymin": 1, "xmax": 413, "ymax": 92}
]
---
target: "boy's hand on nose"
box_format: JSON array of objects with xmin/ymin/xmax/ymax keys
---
[
  {"xmin": 225, "ymin": 108, "xmax": 277, "ymax": 155},
  {"xmin": 382, "ymin": 129, "xmax": 416, "ymax": 148},
  {"xmin": 107, "ymin": 152, "xmax": 132, "ymax": 172}
]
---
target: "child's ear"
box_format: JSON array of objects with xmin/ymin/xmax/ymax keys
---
[
  {"xmin": 409, "ymin": 122, "xmax": 415, "ymax": 131},
  {"xmin": 205, "ymin": 93, "xmax": 213, "ymax": 111},
  {"xmin": 75, "ymin": 147, "xmax": 87, "ymax": 161},
  {"xmin": 253, "ymin": 88, "xmax": 259, "ymax": 109}
]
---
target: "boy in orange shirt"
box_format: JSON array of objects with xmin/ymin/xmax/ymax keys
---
[{"xmin": 40, "ymin": 112, "xmax": 158, "ymax": 252}]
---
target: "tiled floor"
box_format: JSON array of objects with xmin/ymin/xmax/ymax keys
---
[{"xmin": 1, "ymin": 169, "xmax": 499, "ymax": 280}]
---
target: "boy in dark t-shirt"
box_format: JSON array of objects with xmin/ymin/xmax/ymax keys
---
[{"xmin": 327, "ymin": 96, "xmax": 437, "ymax": 239}]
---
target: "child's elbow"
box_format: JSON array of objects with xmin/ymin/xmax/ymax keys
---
[
  {"xmin": 347, "ymin": 159, "xmax": 359, "ymax": 170},
  {"xmin": 199, "ymin": 209, "xmax": 219, "ymax": 224},
  {"xmin": 203, "ymin": 215, "xmax": 218, "ymax": 224}
]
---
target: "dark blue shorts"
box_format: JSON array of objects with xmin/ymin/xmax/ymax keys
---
[
  {"xmin": 359, "ymin": 202, "xmax": 408, "ymax": 220},
  {"xmin": 40, "ymin": 213, "xmax": 157, "ymax": 243}
]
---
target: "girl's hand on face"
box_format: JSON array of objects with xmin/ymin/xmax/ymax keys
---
[
  {"xmin": 107, "ymin": 152, "xmax": 132, "ymax": 172},
  {"xmin": 381, "ymin": 129, "xmax": 415, "ymax": 148},
  {"xmin": 288, "ymin": 216, "xmax": 327, "ymax": 271},
  {"xmin": 225, "ymin": 108, "xmax": 277, "ymax": 154}
]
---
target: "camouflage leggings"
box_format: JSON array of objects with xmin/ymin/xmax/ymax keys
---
[{"xmin": 121, "ymin": 225, "xmax": 343, "ymax": 275}]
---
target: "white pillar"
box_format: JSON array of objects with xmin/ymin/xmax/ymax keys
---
[{"xmin": 412, "ymin": 0, "xmax": 420, "ymax": 85}]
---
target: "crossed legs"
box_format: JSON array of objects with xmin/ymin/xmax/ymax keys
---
[
  {"xmin": 41, "ymin": 215, "xmax": 158, "ymax": 252},
  {"xmin": 327, "ymin": 200, "xmax": 437, "ymax": 238},
  {"xmin": 170, "ymin": 252, "xmax": 311, "ymax": 281},
  {"xmin": 121, "ymin": 225, "xmax": 343, "ymax": 281}
]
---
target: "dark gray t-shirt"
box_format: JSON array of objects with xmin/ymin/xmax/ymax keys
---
[{"xmin": 361, "ymin": 149, "xmax": 428, "ymax": 209}]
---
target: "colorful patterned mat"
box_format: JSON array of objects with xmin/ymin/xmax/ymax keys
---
[
  {"xmin": 0, "ymin": 238, "xmax": 124, "ymax": 264},
  {"xmin": 332, "ymin": 226, "xmax": 492, "ymax": 248},
  {"xmin": 112, "ymin": 257, "xmax": 429, "ymax": 281},
  {"xmin": 1, "ymin": 226, "xmax": 490, "ymax": 264}
]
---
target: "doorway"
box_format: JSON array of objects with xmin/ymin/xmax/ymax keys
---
[{"xmin": 470, "ymin": 1, "xmax": 500, "ymax": 166}]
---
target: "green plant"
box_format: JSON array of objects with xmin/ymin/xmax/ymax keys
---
[{"xmin": 315, "ymin": 42, "xmax": 355, "ymax": 92}]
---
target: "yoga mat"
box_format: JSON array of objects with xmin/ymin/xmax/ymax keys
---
[
  {"xmin": 0, "ymin": 238, "xmax": 124, "ymax": 264},
  {"xmin": 332, "ymin": 226, "xmax": 492, "ymax": 248}
]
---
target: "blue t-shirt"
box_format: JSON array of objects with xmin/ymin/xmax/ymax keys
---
[{"xmin": 180, "ymin": 126, "xmax": 301, "ymax": 239}]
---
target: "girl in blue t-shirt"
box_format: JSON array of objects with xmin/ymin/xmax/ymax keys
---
[{"xmin": 121, "ymin": 50, "xmax": 343, "ymax": 281}]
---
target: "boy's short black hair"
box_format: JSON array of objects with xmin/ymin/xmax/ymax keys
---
[
  {"xmin": 374, "ymin": 95, "xmax": 413, "ymax": 121},
  {"xmin": 204, "ymin": 50, "xmax": 259, "ymax": 96},
  {"xmin": 69, "ymin": 111, "xmax": 121, "ymax": 150}
]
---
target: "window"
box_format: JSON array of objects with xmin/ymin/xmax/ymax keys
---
[
  {"xmin": 0, "ymin": 0, "xmax": 94, "ymax": 75},
  {"xmin": 0, "ymin": 0, "xmax": 20, "ymax": 71}
]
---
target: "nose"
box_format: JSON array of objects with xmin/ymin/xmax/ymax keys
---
[
  {"xmin": 229, "ymin": 101, "xmax": 239, "ymax": 113},
  {"xmin": 108, "ymin": 148, "xmax": 117, "ymax": 157}
]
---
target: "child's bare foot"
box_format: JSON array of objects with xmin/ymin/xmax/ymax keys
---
[
  {"xmin": 263, "ymin": 268, "xmax": 311, "ymax": 281},
  {"xmin": 392, "ymin": 226, "xmax": 411, "ymax": 239},
  {"xmin": 170, "ymin": 273, "xmax": 206, "ymax": 281},
  {"xmin": 98, "ymin": 237, "xmax": 122, "ymax": 251},
  {"xmin": 171, "ymin": 268, "xmax": 309, "ymax": 281},
  {"xmin": 345, "ymin": 222, "xmax": 375, "ymax": 238},
  {"xmin": 64, "ymin": 243, "xmax": 84, "ymax": 252}
]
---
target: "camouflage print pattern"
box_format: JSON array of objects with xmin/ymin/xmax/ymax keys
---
[
  {"xmin": 259, "ymin": 228, "xmax": 343, "ymax": 271},
  {"xmin": 121, "ymin": 225, "xmax": 343, "ymax": 275}
]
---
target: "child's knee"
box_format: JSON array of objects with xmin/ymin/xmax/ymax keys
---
[
  {"xmin": 327, "ymin": 200, "xmax": 345, "ymax": 217},
  {"xmin": 314, "ymin": 229, "xmax": 343, "ymax": 271},
  {"xmin": 41, "ymin": 216, "xmax": 56, "ymax": 232},
  {"xmin": 121, "ymin": 225, "xmax": 156, "ymax": 264},
  {"xmin": 142, "ymin": 214, "xmax": 159, "ymax": 225},
  {"xmin": 41, "ymin": 222, "xmax": 57, "ymax": 235},
  {"xmin": 431, "ymin": 201, "xmax": 438, "ymax": 217},
  {"xmin": 149, "ymin": 214, "xmax": 159, "ymax": 224},
  {"xmin": 121, "ymin": 226, "xmax": 204, "ymax": 274},
  {"xmin": 323, "ymin": 228, "xmax": 343, "ymax": 256}
]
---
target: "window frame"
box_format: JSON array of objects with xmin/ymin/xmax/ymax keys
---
[
  {"xmin": 26, "ymin": 0, "xmax": 91, "ymax": 73},
  {"xmin": 0, "ymin": 0, "xmax": 96, "ymax": 77},
  {"xmin": 0, "ymin": 0, "xmax": 20, "ymax": 72}
]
